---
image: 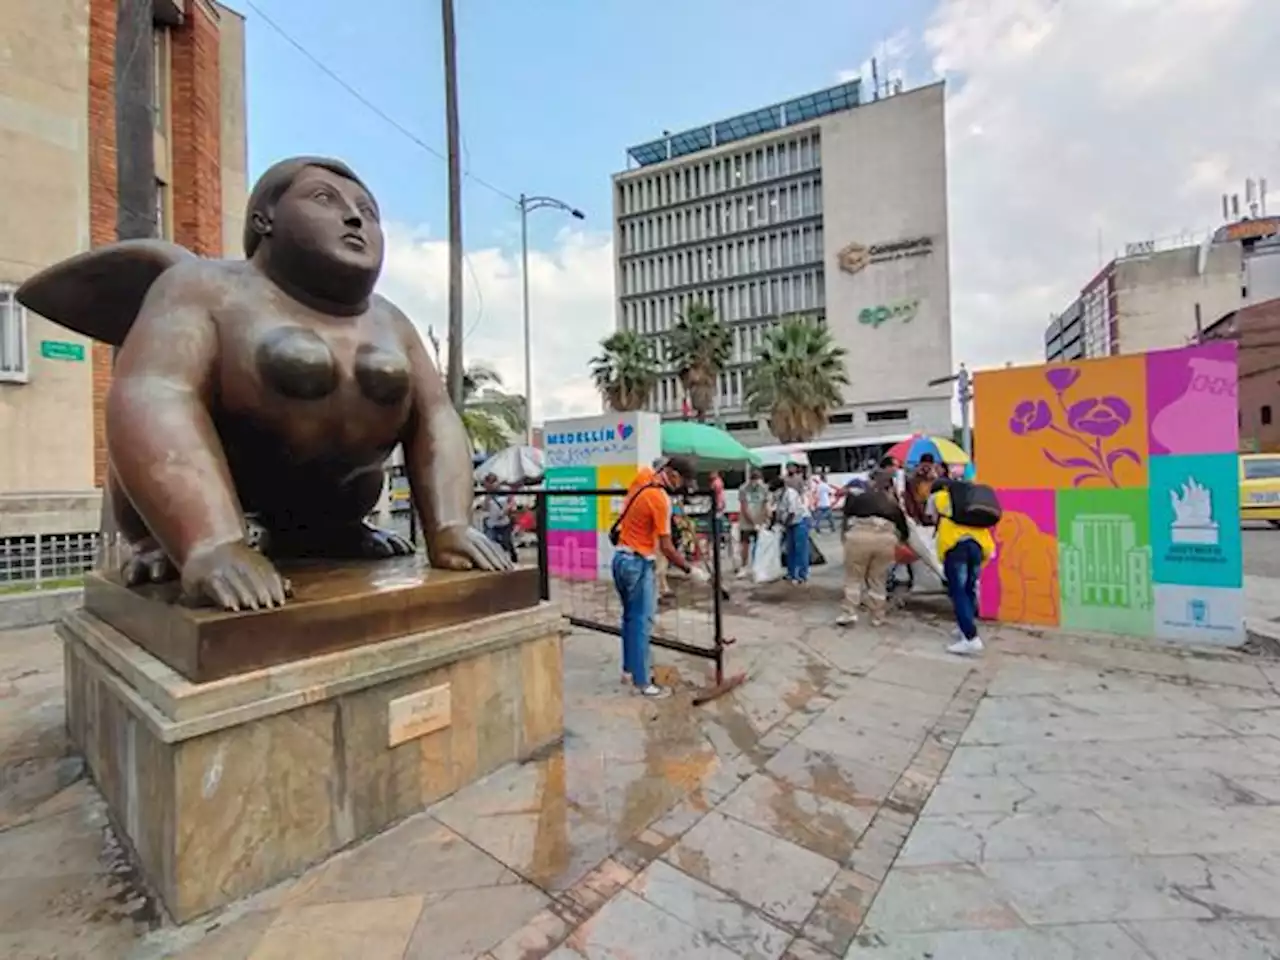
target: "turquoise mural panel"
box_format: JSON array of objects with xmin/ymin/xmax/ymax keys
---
[
  {"xmin": 545, "ymin": 466, "xmax": 597, "ymax": 532},
  {"xmin": 1149, "ymin": 453, "xmax": 1242, "ymax": 589}
]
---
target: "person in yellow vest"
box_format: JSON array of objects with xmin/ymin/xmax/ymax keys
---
[{"xmin": 927, "ymin": 481, "xmax": 996, "ymax": 656}]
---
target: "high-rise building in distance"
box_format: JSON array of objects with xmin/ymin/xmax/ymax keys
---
[{"xmin": 611, "ymin": 79, "xmax": 953, "ymax": 451}]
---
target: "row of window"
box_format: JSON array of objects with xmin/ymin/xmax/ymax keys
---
[
  {"xmin": 620, "ymin": 177, "xmax": 823, "ymax": 256},
  {"xmin": 622, "ymin": 224, "xmax": 824, "ymax": 298},
  {"xmin": 618, "ymin": 133, "xmax": 822, "ymax": 216},
  {"xmin": 0, "ymin": 287, "xmax": 28, "ymax": 381},
  {"xmin": 651, "ymin": 367, "xmax": 754, "ymax": 414},
  {"xmin": 624, "ymin": 268, "xmax": 825, "ymax": 336}
]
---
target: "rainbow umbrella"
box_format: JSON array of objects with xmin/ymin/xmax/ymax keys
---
[{"xmin": 885, "ymin": 434, "xmax": 970, "ymax": 467}]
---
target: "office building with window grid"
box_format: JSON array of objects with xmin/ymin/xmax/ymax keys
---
[
  {"xmin": 611, "ymin": 79, "xmax": 953, "ymax": 450},
  {"xmin": 0, "ymin": 0, "xmax": 246, "ymax": 543}
]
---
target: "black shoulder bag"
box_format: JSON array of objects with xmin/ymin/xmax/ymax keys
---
[{"xmin": 608, "ymin": 483, "xmax": 661, "ymax": 547}]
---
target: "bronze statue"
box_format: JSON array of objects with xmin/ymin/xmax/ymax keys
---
[{"xmin": 18, "ymin": 156, "xmax": 511, "ymax": 612}]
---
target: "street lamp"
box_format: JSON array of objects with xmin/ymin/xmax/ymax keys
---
[
  {"xmin": 928, "ymin": 363, "xmax": 973, "ymax": 458},
  {"xmin": 519, "ymin": 194, "xmax": 584, "ymax": 445}
]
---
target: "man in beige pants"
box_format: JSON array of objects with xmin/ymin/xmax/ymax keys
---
[{"xmin": 838, "ymin": 471, "xmax": 909, "ymax": 627}]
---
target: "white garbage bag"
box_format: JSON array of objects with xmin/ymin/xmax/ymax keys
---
[
  {"xmin": 906, "ymin": 519, "xmax": 944, "ymax": 580},
  {"xmin": 752, "ymin": 528, "xmax": 785, "ymax": 584}
]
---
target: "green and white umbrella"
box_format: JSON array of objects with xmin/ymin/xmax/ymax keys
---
[{"xmin": 660, "ymin": 422, "xmax": 762, "ymax": 469}]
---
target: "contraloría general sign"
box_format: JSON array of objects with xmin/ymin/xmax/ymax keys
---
[
  {"xmin": 837, "ymin": 236, "xmax": 933, "ymax": 276},
  {"xmin": 859, "ymin": 299, "xmax": 920, "ymax": 328}
]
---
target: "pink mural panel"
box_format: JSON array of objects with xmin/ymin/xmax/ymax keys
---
[
  {"xmin": 546, "ymin": 529, "xmax": 598, "ymax": 581},
  {"xmin": 1146, "ymin": 341, "xmax": 1239, "ymax": 456},
  {"xmin": 979, "ymin": 489, "xmax": 1061, "ymax": 627}
]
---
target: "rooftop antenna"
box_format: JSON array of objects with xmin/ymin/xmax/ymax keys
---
[
  {"xmin": 871, "ymin": 57, "xmax": 880, "ymax": 100},
  {"xmin": 1232, "ymin": 194, "xmax": 1241, "ymax": 219},
  {"xmin": 1262, "ymin": 178, "xmax": 1269, "ymax": 216},
  {"xmin": 1247, "ymin": 179, "xmax": 1259, "ymax": 218}
]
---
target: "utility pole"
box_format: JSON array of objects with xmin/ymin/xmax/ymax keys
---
[{"xmin": 441, "ymin": 0, "xmax": 464, "ymax": 408}]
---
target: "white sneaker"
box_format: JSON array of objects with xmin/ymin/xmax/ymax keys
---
[
  {"xmin": 836, "ymin": 614, "xmax": 858, "ymax": 627},
  {"xmin": 947, "ymin": 637, "xmax": 984, "ymax": 656},
  {"xmin": 639, "ymin": 684, "xmax": 672, "ymax": 699}
]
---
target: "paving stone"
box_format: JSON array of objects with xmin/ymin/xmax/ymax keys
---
[
  {"xmin": 845, "ymin": 922, "xmax": 1152, "ymax": 958},
  {"xmin": 717, "ymin": 772, "xmax": 875, "ymax": 862},
  {"xmin": 860, "ymin": 863, "xmax": 1023, "ymax": 935},
  {"xmin": 801, "ymin": 869, "xmax": 879, "ymax": 955},
  {"xmin": 555, "ymin": 888, "xmax": 742, "ymax": 959},
  {"xmin": 628, "ymin": 860, "xmax": 791, "ymax": 960},
  {"xmin": 1122, "ymin": 918, "xmax": 1280, "ymax": 959},
  {"xmin": 663, "ymin": 811, "xmax": 840, "ymax": 926}
]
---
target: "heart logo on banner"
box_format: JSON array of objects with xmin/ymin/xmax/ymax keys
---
[{"xmin": 618, "ymin": 422, "xmax": 634, "ymax": 441}]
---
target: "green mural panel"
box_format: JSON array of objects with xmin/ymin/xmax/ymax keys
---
[{"xmin": 1057, "ymin": 488, "xmax": 1155, "ymax": 637}]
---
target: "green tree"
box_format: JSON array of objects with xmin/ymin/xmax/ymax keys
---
[
  {"xmin": 666, "ymin": 301, "xmax": 731, "ymax": 421},
  {"xmin": 745, "ymin": 315, "xmax": 850, "ymax": 444},
  {"xmin": 461, "ymin": 364, "xmax": 525, "ymax": 454},
  {"xmin": 590, "ymin": 329, "xmax": 660, "ymax": 412}
]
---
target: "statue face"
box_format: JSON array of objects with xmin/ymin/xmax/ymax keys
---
[{"xmin": 270, "ymin": 166, "xmax": 384, "ymax": 278}]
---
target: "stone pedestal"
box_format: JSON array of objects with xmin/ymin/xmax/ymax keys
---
[{"xmin": 59, "ymin": 569, "xmax": 566, "ymax": 922}]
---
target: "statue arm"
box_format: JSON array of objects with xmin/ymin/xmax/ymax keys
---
[
  {"xmin": 391, "ymin": 304, "xmax": 510, "ymax": 572},
  {"xmin": 393, "ymin": 307, "xmax": 473, "ymax": 534},
  {"xmin": 106, "ymin": 264, "xmax": 245, "ymax": 570}
]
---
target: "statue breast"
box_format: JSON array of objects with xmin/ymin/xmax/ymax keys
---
[
  {"xmin": 255, "ymin": 327, "xmax": 340, "ymax": 401},
  {"xmin": 353, "ymin": 343, "xmax": 411, "ymax": 406}
]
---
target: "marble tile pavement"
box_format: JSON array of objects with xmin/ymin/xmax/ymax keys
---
[{"xmin": 3, "ymin": 559, "xmax": 1280, "ymax": 958}]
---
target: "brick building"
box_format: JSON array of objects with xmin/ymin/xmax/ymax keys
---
[
  {"xmin": 0, "ymin": 0, "xmax": 247, "ymax": 539},
  {"xmin": 1201, "ymin": 296, "xmax": 1280, "ymax": 453}
]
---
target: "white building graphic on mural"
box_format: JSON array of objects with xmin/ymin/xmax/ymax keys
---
[{"xmin": 1060, "ymin": 513, "xmax": 1153, "ymax": 610}]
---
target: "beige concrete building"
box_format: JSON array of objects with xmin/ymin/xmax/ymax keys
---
[
  {"xmin": 1046, "ymin": 216, "xmax": 1280, "ymax": 362},
  {"xmin": 0, "ymin": 0, "xmax": 246, "ymax": 542},
  {"xmin": 612, "ymin": 80, "xmax": 952, "ymax": 455}
]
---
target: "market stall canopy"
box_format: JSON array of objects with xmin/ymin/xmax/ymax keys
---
[
  {"xmin": 473, "ymin": 445, "xmax": 545, "ymax": 485},
  {"xmin": 661, "ymin": 421, "xmax": 762, "ymax": 468}
]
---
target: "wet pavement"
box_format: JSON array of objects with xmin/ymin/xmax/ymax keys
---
[{"xmin": 3, "ymin": 548, "xmax": 1280, "ymax": 958}]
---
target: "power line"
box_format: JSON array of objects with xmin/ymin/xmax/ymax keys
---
[{"xmin": 239, "ymin": 0, "xmax": 519, "ymax": 206}]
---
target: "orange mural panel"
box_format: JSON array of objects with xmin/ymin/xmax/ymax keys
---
[{"xmin": 974, "ymin": 356, "xmax": 1149, "ymax": 491}]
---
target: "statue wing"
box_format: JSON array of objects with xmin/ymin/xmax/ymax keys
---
[{"xmin": 15, "ymin": 239, "xmax": 197, "ymax": 348}]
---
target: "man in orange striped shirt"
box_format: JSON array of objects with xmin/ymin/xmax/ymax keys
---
[{"xmin": 612, "ymin": 456, "xmax": 703, "ymax": 699}]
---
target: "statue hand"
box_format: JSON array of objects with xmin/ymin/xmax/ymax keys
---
[
  {"xmin": 427, "ymin": 524, "xmax": 513, "ymax": 573},
  {"xmin": 181, "ymin": 540, "xmax": 292, "ymax": 611}
]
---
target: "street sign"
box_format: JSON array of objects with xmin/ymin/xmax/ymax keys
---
[{"xmin": 39, "ymin": 340, "xmax": 85, "ymax": 362}]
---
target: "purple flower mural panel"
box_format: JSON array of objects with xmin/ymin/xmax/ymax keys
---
[{"xmin": 1005, "ymin": 367, "xmax": 1143, "ymax": 488}]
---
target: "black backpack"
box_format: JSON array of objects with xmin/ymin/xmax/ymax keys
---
[{"xmin": 945, "ymin": 480, "xmax": 1002, "ymax": 529}]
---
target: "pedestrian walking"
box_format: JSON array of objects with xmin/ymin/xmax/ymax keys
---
[
  {"xmin": 838, "ymin": 470, "xmax": 908, "ymax": 627},
  {"xmin": 611, "ymin": 456, "xmax": 706, "ymax": 698},
  {"xmin": 812, "ymin": 469, "xmax": 837, "ymax": 534},
  {"xmin": 480, "ymin": 473, "xmax": 518, "ymax": 563},
  {"xmin": 736, "ymin": 469, "xmax": 769, "ymax": 576}
]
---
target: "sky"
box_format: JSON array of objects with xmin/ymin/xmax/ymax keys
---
[{"xmin": 235, "ymin": 0, "xmax": 1280, "ymax": 424}]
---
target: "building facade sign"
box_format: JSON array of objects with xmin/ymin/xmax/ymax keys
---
[
  {"xmin": 858, "ymin": 299, "xmax": 919, "ymax": 328},
  {"xmin": 837, "ymin": 237, "xmax": 933, "ymax": 276}
]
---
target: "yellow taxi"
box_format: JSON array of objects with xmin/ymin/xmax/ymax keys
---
[{"xmin": 1240, "ymin": 454, "xmax": 1280, "ymax": 527}]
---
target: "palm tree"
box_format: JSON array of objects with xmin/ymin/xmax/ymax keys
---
[
  {"xmin": 745, "ymin": 315, "xmax": 850, "ymax": 444},
  {"xmin": 590, "ymin": 330, "xmax": 660, "ymax": 412},
  {"xmin": 666, "ymin": 301, "xmax": 731, "ymax": 421},
  {"xmin": 461, "ymin": 364, "xmax": 525, "ymax": 454}
]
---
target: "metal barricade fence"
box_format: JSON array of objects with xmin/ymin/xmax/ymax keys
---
[{"xmin": 470, "ymin": 487, "xmax": 735, "ymax": 690}]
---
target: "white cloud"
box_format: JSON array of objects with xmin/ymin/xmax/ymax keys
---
[
  {"xmin": 377, "ymin": 224, "xmax": 615, "ymax": 423},
  {"xmin": 915, "ymin": 0, "xmax": 1279, "ymax": 369}
]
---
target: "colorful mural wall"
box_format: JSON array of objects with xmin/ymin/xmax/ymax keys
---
[
  {"xmin": 974, "ymin": 342, "xmax": 1243, "ymax": 645},
  {"xmin": 543, "ymin": 412, "xmax": 662, "ymax": 582}
]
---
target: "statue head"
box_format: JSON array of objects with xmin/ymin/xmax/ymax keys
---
[{"xmin": 245, "ymin": 156, "xmax": 384, "ymax": 308}]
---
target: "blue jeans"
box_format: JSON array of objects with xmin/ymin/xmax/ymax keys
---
[
  {"xmin": 612, "ymin": 551, "xmax": 655, "ymax": 687},
  {"xmin": 943, "ymin": 538, "xmax": 984, "ymax": 640},
  {"xmin": 814, "ymin": 506, "xmax": 835, "ymax": 533},
  {"xmin": 785, "ymin": 523, "xmax": 810, "ymax": 582}
]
